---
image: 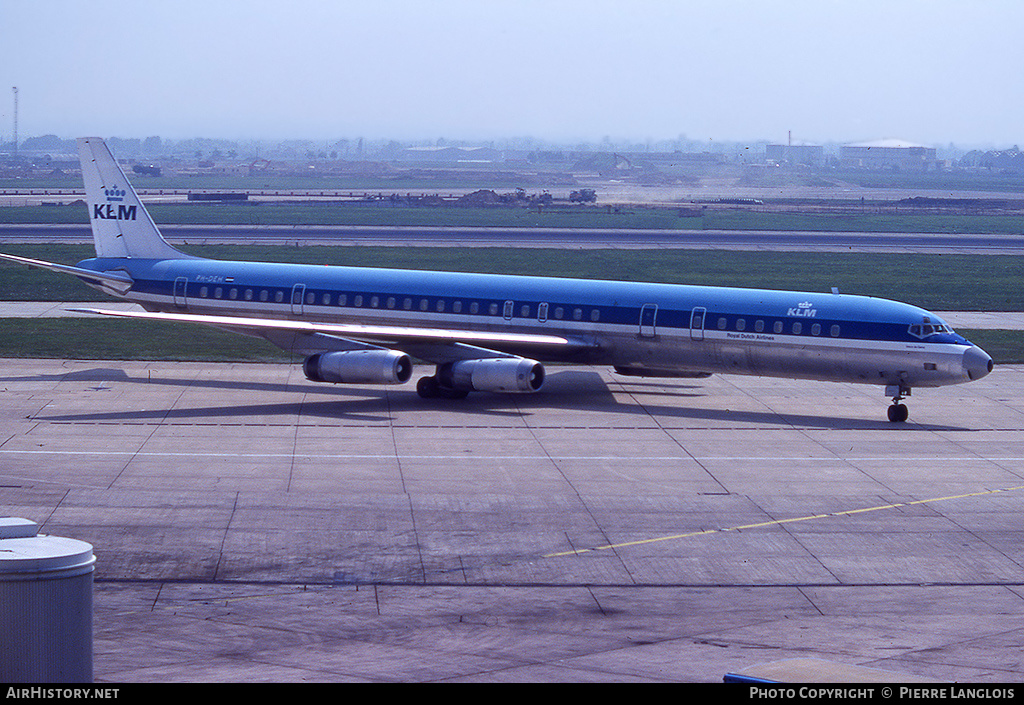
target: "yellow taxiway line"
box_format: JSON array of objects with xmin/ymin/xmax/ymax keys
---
[{"xmin": 544, "ymin": 484, "xmax": 1024, "ymax": 558}]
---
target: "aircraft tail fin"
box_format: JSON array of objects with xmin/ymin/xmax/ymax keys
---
[{"xmin": 78, "ymin": 137, "xmax": 187, "ymax": 260}]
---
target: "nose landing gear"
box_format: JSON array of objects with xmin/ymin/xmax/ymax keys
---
[{"xmin": 885, "ymin": 385, "xmax": 910, "ymax": 423}]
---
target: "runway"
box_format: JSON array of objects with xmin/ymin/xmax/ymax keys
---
[{"xmin": 2, "ymin": 358, "xmax": 1023, "ymax": 682}]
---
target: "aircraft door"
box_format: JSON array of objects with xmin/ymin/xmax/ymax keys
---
[
  {"xmin": 291, "ymin": 284, "xmax": 306, "ymax": 315},
  {"xmin": 639, "ymin": 303, "xmax": 658, "ymax": 338},
  {"xmin": 690, "ymin": 307, "xmax": 706, "ymax": 341},
  {"xmin": 173, "ymin": 277, "xmax": 188, "ymax": 309}
]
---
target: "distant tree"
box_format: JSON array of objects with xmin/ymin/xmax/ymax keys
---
[
  {"xmin": 132, "ymin": 164, "xmax": 162, "ymax": 177},
  {"xmin": 22, "ymin": 134, "xmax": 63, "ymax": 150}
]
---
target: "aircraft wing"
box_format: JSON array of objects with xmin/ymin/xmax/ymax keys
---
[{"xmin": 69, "ymin": 307, "xmax": 586, "ymax": 360}]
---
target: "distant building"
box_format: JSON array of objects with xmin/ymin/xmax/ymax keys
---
[
  {"xmin": 959, "ymin": 146, "xmax": 1024, "ymax": 173},
  {"xmin": 400, "ymin": 146, "xmax": 502, "ymax": 162},
  {"xmin": 840, "ymin": 139, "xmax": 938, "ymax": 171},
  {"xmin": 765, "ymin": 143, "xmax": 824, "ymax": 166}
]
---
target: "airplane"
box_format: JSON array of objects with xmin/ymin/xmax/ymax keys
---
[{"xmin": 0, "ymin": 137, "xmax": 993, "ymax": 423}]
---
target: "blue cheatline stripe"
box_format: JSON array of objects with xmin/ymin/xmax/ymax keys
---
[{"xmin": 123, "ymin": 276, "xmax": 948, "ymax": 346}]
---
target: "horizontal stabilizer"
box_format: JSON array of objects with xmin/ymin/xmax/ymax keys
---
[{"xmin": 0, "ymin": 252, "xmax": 134, "ymax": 294}]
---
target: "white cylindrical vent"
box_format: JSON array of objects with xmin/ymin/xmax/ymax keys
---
[{"xmin": 0, "ymin": 518, "xmax": 96, "ymax": 683}]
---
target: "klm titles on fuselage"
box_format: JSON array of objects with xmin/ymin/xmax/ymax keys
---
[{"xmin": 787, "ymin": 301, "xmax": 817, "ymax": 317}]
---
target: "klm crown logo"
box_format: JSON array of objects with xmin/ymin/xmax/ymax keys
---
[{"xmin": 104, "ymin": 186, "xmax": 127, "ymax": 202}]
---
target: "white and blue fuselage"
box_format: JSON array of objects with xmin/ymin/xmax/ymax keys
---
[
  {"xmin": 1, "ymin": 137, "xmax": 993, "ymax": 422},
  {"xmin": 77, "ymin": 253, "xmax": 991, "ymax": 393}
]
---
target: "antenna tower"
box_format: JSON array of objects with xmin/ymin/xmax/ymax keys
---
[{"xmin": 11, "ymin": 87, "xmax": 17, "ymax": 156}]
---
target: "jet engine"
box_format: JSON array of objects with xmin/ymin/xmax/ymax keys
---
[
  {"xmin": 304, "ymin": 350, "xmax": 413, "ymax": 385},
  {"xmin": 439, "ymin": 357, "xmax": 545, "ymax": 393}
]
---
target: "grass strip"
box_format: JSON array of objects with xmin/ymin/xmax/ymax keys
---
[
  {"xmin": 1, "ymin": 244, "xmax": 1023, "ymax": 311},
  {"xmin": 2, "ymin": 202, "xmax": 1024, "ymax": 233},
  {"xmin": 0, "ymin": 319, "xmax": 291, "ymax": 362},
  {"xmin": 955, "ymin": 329, "xmax": 1024, "ymax": 364}
]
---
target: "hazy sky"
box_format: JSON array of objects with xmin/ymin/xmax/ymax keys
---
[{"xmin": 3, "ymin": 0, "xmax": 1023, "ymax": 147}]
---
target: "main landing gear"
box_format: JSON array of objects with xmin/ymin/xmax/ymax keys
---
[
  {"xmin": 416, "ymin": 375, "xmax": 469, "ymax": 400},
  {"xmin": 886, "ymin": 385, "xmax": 910, "ymax": 423}
]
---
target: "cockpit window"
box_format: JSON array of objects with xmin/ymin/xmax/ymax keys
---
[{"xmin": 909, "ymin": 323, "xmax": 951, "ymax": 339}]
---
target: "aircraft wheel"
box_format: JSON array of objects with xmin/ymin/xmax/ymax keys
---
[
  {"xmin": 417, "ymin": 376, "xmax": 440, "ymax": 399},
  {"xmin": 887, "ymin": 403, "xmax": 909, "ymax": 423},
  {"xmin": 439, "ymin": 386, "xmax": 470, "ymax": 400}
]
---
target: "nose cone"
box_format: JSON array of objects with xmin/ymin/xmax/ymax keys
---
[{"xmin": 964, "ymin": 346, "xmax": 994, "ymax": 381}]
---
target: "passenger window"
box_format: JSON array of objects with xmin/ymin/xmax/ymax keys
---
[
  {"xmin": 338, "ymin": 294, "xmax": 347, "ymax": 306},
  {"xmin": 453, "ymin": 301, "xmax": 462, "ymax": 313},
  {"xmin": 386, "ymin": 297, "xmax": 395, "ymax": 309},
  {"xmin": 214, "ymin": 287, "xmax": 223, "ymax": 299},
  {"xmin": 811, "ymin": 323, "xmax": 821, "ymax": 336},
  {"xmin": 229, "ymin": 288, "xmax": 238, "ymax": 300},
  {"xmin": 420, "ymin": 299, "xmax": 429, "ymax": 311},
  {"xmin": 244, "ymin": 289, "xmax": 253, "ymax": 301},
  {"xmin": 489, "ymin": 303, "xmax": 498, "ymax": 316},
  {"xmin": 275, "ymin": 291, "xmax": 284, "ymax": 303},
  {"xmin": 437, "ymin": 300, "xmax": 445, "ymax": 313},
  {"xmin": 574, "ymin": 308, "xmax": 583, "ymax": 321},
  {"xmin": 591, "ymin": 309, "xmax": 600, "ymax": 322},
  {"xmin": 370, "ymin": 296, "xmax": 379, "ymax": 308},
  {"xmin": 774, "ymin": 321, "xmax": 783, "ymax": 334},
  {"xmin": 307, "ymin": 292, "xmax": 315, "ymax": 305},
  {"xmin": 259, "ymin": 290, "xmax": 268, "ymax": 302},
  {"xmin": 470, "ymin": 302, "xmax": 479, "ymax": 314},
  {"xmin": 354, "ymin": 295, "xmax": 363, "ymax": 307},
  {"xmin": 323, "ymin": 294, "xmax": 331, "ymax": 306},
  {"xmin": 521, "ymin": 304, "xmax": 530, "ymax": 318},
  {"xmin": 792, "ymin": 322, "xmax": 802, "ymax": 335},
  {"xmin": 754, "ymin": 320, "xmax": 764, "ymax": 332},
  {"xmin": 717, "ymin": 318, "xmax": 726, "ymax": 330},
  {"xmin": 736, "ymin": 318, "xmax": 745, "ymax": 331},
  {"xmin": 403, "ymin": 298, "xmax": 412, "ymax": 310},
  {"xmin": 200, "ymin": 286, "xmax": 208, "ymax": 298},
  {"xmin": 831, "ymin": 325, "xmax": 840, "ymax": 337},
  {"xmin": 554, "ymin": 307, "xmax": 564, "ymax": 319}
]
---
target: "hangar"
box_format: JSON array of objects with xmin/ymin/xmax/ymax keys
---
[{"xmin": 840, "ymin": 139, "xmax": 939, "ymax": 171}]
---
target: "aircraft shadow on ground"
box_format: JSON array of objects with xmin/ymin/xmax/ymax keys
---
[{"xmin": 13, "ymin": 366, "xmax": 966, "ymax": 431}]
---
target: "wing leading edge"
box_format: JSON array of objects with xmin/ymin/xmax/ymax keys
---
[{"xmin": 69, "ymin": 306, "xmax": 580, "ymax": 356}]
